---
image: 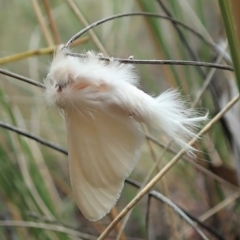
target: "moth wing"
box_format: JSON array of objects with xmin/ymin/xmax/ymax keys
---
[{"xmin": 65, "ymin": 109, "xmax": 144, "ymax": 221}]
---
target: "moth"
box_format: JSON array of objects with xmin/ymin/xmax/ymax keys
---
[{"xmin": 44, "ymin": 47, "xmax": 207, "ymax": 221}]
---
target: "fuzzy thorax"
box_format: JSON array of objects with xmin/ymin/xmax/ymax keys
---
[{"xmin": 44, "ymin": 49, "xmax": 138, "ymax": 109}]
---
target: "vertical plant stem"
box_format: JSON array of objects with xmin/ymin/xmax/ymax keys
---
[
  {"xmin": 218, "ymin": 1, "xmax": 240, "ymax": 90},
  {"xmin": 65, "ymin": 0, "xmax": 108, "ymax": 55},
  {"xmin": 218, "ymin": 0, "xmax": 240, "ymax": 186},
  {"xmin": 42, "ymin": 0, "xmax": 61, "ymax": 44},
  {"xmin": 30, "ymin": 0, "xmax": 54, "ymax": 46}
]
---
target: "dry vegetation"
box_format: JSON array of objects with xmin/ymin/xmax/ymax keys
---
[{"xmin": 0, "ymin": 0, "xmax": 240, "ymax": 239}]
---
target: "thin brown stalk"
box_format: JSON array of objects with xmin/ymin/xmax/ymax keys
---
[
  {"xmin": 116, "ymin": 125, "xmax": 178, "ymax": 240},
  {"xmin": 29, "ymin": 0, "xmax": 54, "ymax": 46},
  {"xmin": 152, "ymin": 192, "xmax": 209, "ymax": 240},
  {"xmin": 98, "ymin": 94, "xmax": 240, "ymax": 239},
  {"xmin": 126, "ymin": 179, "xmax": 226, "ymax": 239},
  {"xmin": 109, "ymin": 208, "xmax": 126, "ymax": 240},
  {"xmin": 115, "ymin": 41, "xmax": 228, "ymax": 237},
  {"xmin": 146, "ymin": 134, "xmax": 240, "ymax": 193},
  {"xmin": 180, "ymin": 192, "xmax": 240, "ymax": 239},
  {"xmin": 200, "ymin": 192, "xmax": 240, "ymax": 222},
  {"xmin": 42, "ymin": 0, "xmax": 61, "ymax": 44},
  {"xmin": 65, "ymin": 0, "xmax": 108, "ymax": 55}
]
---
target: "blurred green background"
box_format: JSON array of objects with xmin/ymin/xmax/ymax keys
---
[{"xmin": 0, "ymin": 0, "xmax": 240, "ymax": 239}]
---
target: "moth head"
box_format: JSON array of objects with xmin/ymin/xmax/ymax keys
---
[{"xmin": 44, "ymin": 47, "xmax": 75, "ymax": 107}]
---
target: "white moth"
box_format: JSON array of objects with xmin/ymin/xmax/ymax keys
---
[{"xmin": 45, "ymin": 47, "xmax": 207, "ymax": 221}]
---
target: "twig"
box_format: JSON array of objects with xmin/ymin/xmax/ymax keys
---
[
  {"xmin": 126, "ymin": 179, "xmax": 226, "ymax": 240},
  {"xmin": 0, "ymin": 68, "xmax": 45, "ymax": 89},
  {"xmin": 97, "ymin": 94, "xmax": 240, "ymax": 239},
  {"xmin": 150, "ymin": 192, "xmax": 209, "ymax": 240},
  {"xmin": 181, "ymin": 211, "xmax": 226, "ymax": 240},
  {"xmin": 0, "ymin": 121, "xmax": 67, "ymax": 155},
  {"xmin": 65, "ymin": 53, "xmax": 234, "ymax": 71},
  {"xmin": 64, "ymin": 11, "xmax": 228, "ymax": 63}
]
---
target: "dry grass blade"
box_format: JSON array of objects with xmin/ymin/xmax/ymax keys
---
[
  {"xmin": 116, "ymin": 38, "xmax": 228, "ymax": 236},
  {"xmin": 0, "ymin": 220, "xmax": 96, "ymax": 240},
  {"xmin": 0, "ymin": 37, "xmax": 89, "ymax": 65},
  {"xmin": 30, "ymin": 0, "xmax": 54, "ymax": 46},
  {"xmin": 179, "ymin": 192, "xmax": 240, "ymax": 239},
  {"xmin": 65, "ymin": 0, "xmax": 108, "ymax": 55},
  {"xmin": 192, "ymin": 41, "xmax": 228, "ymax": 107},
  {"xmin": 9, "ymin": 133, "xmax": 54, "ymax": 219},
  {"xmin": 116, "ymin": 136, "xmax": 177, "ymax": 240},
  {"xmin": 42, "ymin": 0, "xmax": 61, "ymax": 44},
  {"xmin": 152, "ymin": 192, "xmax": 209, "ymax": 240},
  {"xmin": 199, "ymin": 192, "xmax": 240, "ymax": 222},
  {"xmin": 98, "ymin": 94, "xmax": 240, "ymax": 239}
]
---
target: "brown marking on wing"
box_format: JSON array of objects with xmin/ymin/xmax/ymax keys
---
[
  {"xmin": 72, "ymin": 81, "xmax": 91, "ymax": 90},
  {"xmin": 71, "ymin": 79, "xmax": 108, "ymax": 92}
]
